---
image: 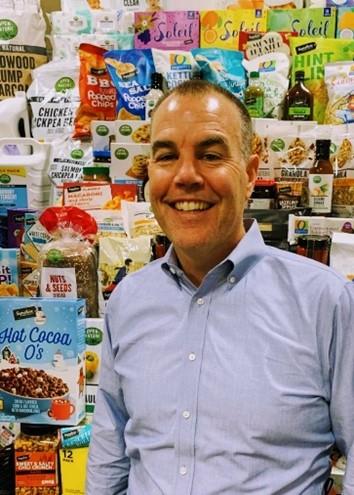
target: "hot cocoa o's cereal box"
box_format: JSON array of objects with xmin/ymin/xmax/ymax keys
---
[{"xmin": 0, "ymin": 297, "xmax": 86, "ymax": 425}]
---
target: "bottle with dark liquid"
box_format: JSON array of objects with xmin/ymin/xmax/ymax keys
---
[
  {"xmin": 283, "ymin": 70, "xmax": 313, "ymax": 121},
  {"xmin": 308, "ymin": 139, "xmax": 333, "ymax": 214}
]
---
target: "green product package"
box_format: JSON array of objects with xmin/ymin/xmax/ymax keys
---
[
  {"xmin": 267, "ymin": 8, "xmax": 336, "ymax": 38},
  {"xmin": 290, "ymin": 37, "xmax": 354, "ymax": 124}
]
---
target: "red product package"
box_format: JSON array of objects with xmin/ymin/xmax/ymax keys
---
[{"xmin": 73, "ymin": 43, "xmax": 117, "ymax": 140}]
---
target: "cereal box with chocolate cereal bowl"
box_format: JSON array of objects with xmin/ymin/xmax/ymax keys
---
[
  {"xmin": 0, "ymin": 248, "xmax": 20, "ymax": 297},
  {"xmin": 134, "ymin": 11, "xmax": 199, "ymax": 50},
  {"xmin": 110, "ymin": 143, "xmax": 151, "ymax": 182},
  {"xmin": 115, "ymin": 120, "xmax": 151, "ymax": 144},
  {"xmin": 0, "ymin": 297, "xmax": 86, "ymax": 425},
  {"xmin": 200, "ymin": 9, "xmax": 267, "ymax": 50}
]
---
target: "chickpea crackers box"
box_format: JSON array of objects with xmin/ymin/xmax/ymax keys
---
[{"xmin": 0, "ymin": 297, "xmax": 86, "ymax": 425}]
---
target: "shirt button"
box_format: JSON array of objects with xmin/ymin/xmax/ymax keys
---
[
  {"xmin": 197, "ymin": 298, "xmax": 204, "ymax": 305},
  {"xmin": 229, "ymin": 276, "xmax": 236, "ymax": 284},
  {"xmin": 188, "ymin": 353, "xmax": 196, "ymax": 361},
  {"xmin": 179, "ymin": 466, "xmax": 187, "ymax": 476},
  {"xmin": 182, "ymin": 410, "xmax": 191, "ymax": 419}
]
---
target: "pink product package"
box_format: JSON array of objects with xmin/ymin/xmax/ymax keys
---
[{"xmin": 134, "ymin": 11, "xmax": 199, "ymax": 50}]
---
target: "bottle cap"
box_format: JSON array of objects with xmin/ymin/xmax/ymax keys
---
[
  {"xmin": 249, "ymin": 71, "xmax": 260, "ymax": 78},
  {"xmin": 295, "ymin": 70, "xmax": 305, "ymax": 80},
  {"xmin": 315, "ymin": 139, "xmax": 331, "ymax": 158},
  {"xmin": 151, "ymin": 72, "xmax": 163, "ymax": 88}
]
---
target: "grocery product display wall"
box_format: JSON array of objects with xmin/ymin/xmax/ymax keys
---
[{"xmin": 0, "ymin": 0, "xmax": 353, "ymax": 493}]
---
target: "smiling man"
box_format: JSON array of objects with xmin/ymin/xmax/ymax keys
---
[{"xmin": 87, "ymin": 81, "xmax": 354, "ymax": 495}]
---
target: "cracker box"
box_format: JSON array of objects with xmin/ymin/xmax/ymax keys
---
[
  {"xmin": 0, "ymin": 297, "xmax": 86, "ymax": 425},
  {"xmin": 85, "ymin": 318, "xmax": 103, "ymax": 420},
  {"xmin": 200, "ymin": 9, "xmax": 267, "ymax": 50},
  {"xmin": 91, "ymin": 120, "xmax": 116, "ymax": 160},
  {"xmin": 60, "ymin": 447, "xmax": 89, "ymax": 495},
  {"xmin": 115, "ymin": 120, "xmax": 151, "ymax": 144},
  {"xmin": 134, "ymin": 11, "xmax": 200, "ymax": 49},
  {"xmin": 110, "ymin": 143, "xmax": 151, "ymax": 182}
]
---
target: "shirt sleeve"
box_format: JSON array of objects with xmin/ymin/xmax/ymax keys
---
[
  {"xmin": 329, "ymin": 282, "xmax": 354, "ymax": 495},
  {"xmin": 86, "ymin": 302, "xmax": 130, "ymax": 495}
]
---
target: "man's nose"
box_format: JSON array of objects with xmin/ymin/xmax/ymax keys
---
[{"xmin": 173, "ymin": 155, "xmax": 203, "ymax": 186}]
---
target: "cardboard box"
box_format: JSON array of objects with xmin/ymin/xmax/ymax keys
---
[
  {"xmin": 115, "ymin": 120, "xmax": 150, "ymax": 144},
  {"xmin": 0, "ymin": 297, "xmax": 86, "ymax": 425},
  {"xmin": 60, "ymin": 447, "xmax": 89, "ymax": 495},
  {"xmin": 85, "ymin": 318, "xmax": 103, "ymax": 420},
  {"xmin": 110, "ymin": 143, "xmax": 151, "ymax": 182}
]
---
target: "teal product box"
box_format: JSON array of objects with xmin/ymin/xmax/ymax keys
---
[
  {"xmin": 0, "ymin": 297, "xmax": 86, "ymax": 425},
  {"xmin": 61, "ymin": 423, "xmax": 91, "ymax": 449}
]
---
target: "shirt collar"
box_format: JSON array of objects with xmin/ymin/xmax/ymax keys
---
[{"xmin": 161, "ymin": 219, "xmax": 267, "ymax": 288}]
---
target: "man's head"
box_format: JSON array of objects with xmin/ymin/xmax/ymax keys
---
[{"xmin": 148, "ymin": 80, "xmax": 259, "ymax": 280}]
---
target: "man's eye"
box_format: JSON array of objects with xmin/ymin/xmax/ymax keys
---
[
  {"xmin": 154, "ymin": 153, "xmax": 175, "ymax": 162},
  {"xmin": 202, "ymin": 153, "xmax": 221, "ymax": 161}
]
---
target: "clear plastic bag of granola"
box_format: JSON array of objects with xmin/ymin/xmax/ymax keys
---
[{"xmin": 37, "ymin": 206, "xmax": 99, "ymax": 317}]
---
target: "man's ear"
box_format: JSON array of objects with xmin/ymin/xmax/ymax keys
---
[{"xmin": 245, "ymin": 154, "xmax": 259, "ymax": 199}]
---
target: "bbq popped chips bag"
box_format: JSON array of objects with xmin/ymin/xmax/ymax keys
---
[
  {"xmin": 27, "ymin": 61, "xmax": 80, "ymax": 142},
  {"xmin": 74, "ymin": 43, "xmax": 117, "ymax": 139},
  {"xmin": 0, "ymin": 10, "xmax": 47, "ymax": 100},
  {"xmin": 104, "ymin": 48, "xmax": 155, "ymax": 120},
  {"xmin": 192, "ymin": 48, "xmax": 245, "ymax": 100}
]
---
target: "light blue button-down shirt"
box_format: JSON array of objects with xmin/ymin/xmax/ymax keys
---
[{"xmin": 87, "ymin": 220, "xmax": 354, "ymax": 495}]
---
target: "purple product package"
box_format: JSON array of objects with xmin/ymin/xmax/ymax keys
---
[
  {"xmin": 134, "ymin": 11, "xmax": 199, "ymax": 50},
  {"xmin": 7, "ymin": 208, "xmax": 37, "ymax": 248}
]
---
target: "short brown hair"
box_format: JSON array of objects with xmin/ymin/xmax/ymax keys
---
[{"xmin": 151, "ymin": 80, "xmax": 252, "ymax": 162}]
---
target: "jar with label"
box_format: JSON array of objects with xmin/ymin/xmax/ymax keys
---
[
  {"xmin": 249, "ymin": 179, "xmax": 276, "ymax": 209},
  {"xmin": 308, "ymin": 139, "xmax": 333, "ymax": 215},
  {"xmin": 296, "ymin": 235, "xmax": 330, "ymax": 265},
  {"xmin": 15, "ymin": 424, "xmax": 60, "ymax": 495},
  {"xmin": 283, "ymin": 70, "xmax": 313, "ymax": 121},
  {"xmin": 244, "ymin": 72, "xmax": 264, "ymax": 118}
]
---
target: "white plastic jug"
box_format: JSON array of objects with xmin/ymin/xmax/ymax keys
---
[
  {"xmin": 0, "ymin": 93, "xmax": 31, "ymax": 140},
  {"xmin": 0, "ymin": 138, "xmax": 51, "ymax": 209}
]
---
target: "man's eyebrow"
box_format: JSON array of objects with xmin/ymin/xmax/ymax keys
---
[
  {"xmin": 152, "ymin": 140, "xmax": 177, "ymax": 155},
  {"xmin": 196, "ymin": 136, "xmax": 229, "ymax": 149}
]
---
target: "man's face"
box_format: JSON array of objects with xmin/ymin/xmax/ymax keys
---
[{"xmin": 149, "ymin": 91, "xmax": 258, "ymax": 263}]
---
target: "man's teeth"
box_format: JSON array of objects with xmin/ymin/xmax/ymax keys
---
[{"xmin": 174, "ymin": 201, "xmax": 210, "ymax": 211}]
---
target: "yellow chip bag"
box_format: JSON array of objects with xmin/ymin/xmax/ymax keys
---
[
  {"xmin": 290, "ymin": 37, "xmax": 354, "ymax": 124},
  {"xmin": 200, "ymin": 9, "xmax": 267, "ymax": 50}
]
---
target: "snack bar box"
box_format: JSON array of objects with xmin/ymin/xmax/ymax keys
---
[
  {"xmin": 60, "ymin": 446, "xmax": 89, "ymax": 495},
  {"xmin": 0, "ymin": 297, "xmax": 86, "ymax": 425}
]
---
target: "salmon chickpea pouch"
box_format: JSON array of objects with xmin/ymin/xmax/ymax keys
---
[{"xmin": 74, "ymin": 43, "xmax": 117, "ymax": 140}]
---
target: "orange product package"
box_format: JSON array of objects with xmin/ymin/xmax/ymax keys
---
[{"xmin": 74, "ymin": 43, "xmax": 117, "ymax": 140}]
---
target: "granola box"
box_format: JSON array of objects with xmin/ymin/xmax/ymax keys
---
[
  {"xmin": 134, "ymin": 10, "xmax": 199, "ymax": 49},
  {"xmin": 200, "ymin": 9, "xmax": 267, "ymax": 50},
  {"xmin": 115, "ymin": 120, "xmax": 151, "ymax": 143},
  {"xmin": 0, "ymin": 297, "xmax": 86, "ymax": 425},
  {"xmin": 110, "ymin": 142, "xmax": 151, "ymax": 181}
]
